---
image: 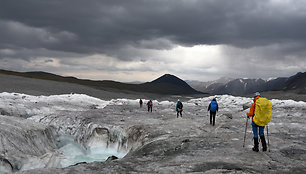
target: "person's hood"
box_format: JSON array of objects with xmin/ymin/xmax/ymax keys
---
[{"xmin": 253, "ymin": 96, "xmax": 261, "ymax": 102}]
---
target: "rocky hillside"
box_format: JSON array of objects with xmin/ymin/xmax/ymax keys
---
[
  {"xmin": 0, "ymin": 70, "xmax": 201, "ymax": 95},
  {"xmin": 187, "ymin": 72, "xmax": 306, "ymax": 95},
  {"xmin": 282, "ymin": 72, "xmax": 306, "ymax": 94}
]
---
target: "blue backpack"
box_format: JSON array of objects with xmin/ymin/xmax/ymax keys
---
[
  {"xmin": 177, "ymin": 101, "xmax": 183, "ymax": 109},
  {"xmin": 210, "ymin": 101, "xmax": 218, "ymax": 112}
]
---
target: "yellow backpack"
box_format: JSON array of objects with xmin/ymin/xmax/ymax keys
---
[{"xmin": 254, "ymin": 97, "xmax": 272, "ymax": 126}]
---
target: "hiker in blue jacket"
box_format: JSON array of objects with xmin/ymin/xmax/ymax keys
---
[
  {"xmin": 176, "ymin": 99, "xmax": 183, "ymax": 118},
  {"xmin": 208, "ymin": 98, "xmax": 218, "ymax": 126}
]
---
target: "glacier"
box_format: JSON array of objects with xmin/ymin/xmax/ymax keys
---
[{"xmin": 0, "ymin": 92, "xmax": 305, "ymax": 173}]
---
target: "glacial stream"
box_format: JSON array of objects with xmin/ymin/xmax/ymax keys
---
[{"xmin": 55, "ymin": 134, "xmax": 128, "ymax": 168}]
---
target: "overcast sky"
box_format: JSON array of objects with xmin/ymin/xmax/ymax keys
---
[{"xmin": 0, "ymin": 0, "xmax": 306, "ymax": 82}]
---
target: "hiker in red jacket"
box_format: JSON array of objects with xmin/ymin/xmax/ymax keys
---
[
  {"xmin": 147, "ymin": 100, "xmax": 153, "ymax": 112},
  {"xmin": 139, "ymin": 99, "xmax": 143, "ymax": 108}
]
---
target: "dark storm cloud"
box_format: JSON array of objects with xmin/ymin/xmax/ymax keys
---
[{"xmin": 1, "ymin": 0, "xmax": 306, "ymax": 60}]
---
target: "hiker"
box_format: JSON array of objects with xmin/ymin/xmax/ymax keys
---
[
  {"xmin": 208, "ymin": 98, "xmax": 218, "ymax": 126},
  {"xmin": 246, "ymin": 92, "xmax": 272, "ymax": 152},
  {"xmin": 139, "ymin": 99, "xmax": 143, "ymax": 108},
  {"xmin": 147, "ymin": 100, "xmax": 153, "ymax": 112},
  {"xmin": 176, "ymin": 99, "xmax": 183, "ymax": 118}
]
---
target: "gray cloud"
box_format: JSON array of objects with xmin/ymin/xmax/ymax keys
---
[
  {"xmin": 2, "ymin": 1, "xmax": 306, "ymax": 54},
  {"xmin": 0, "ymin": 0, "xmax": 306, "ymax": 81},
  {"xmin": 221, "ymin": 43, "xmax": 306, "ymax": 79}
]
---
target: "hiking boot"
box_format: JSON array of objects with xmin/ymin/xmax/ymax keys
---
[
  {"xmin": 252, "ymin": 138, "xmax": 259, "ymax": 152},
  {"xmin": 260, "ymin": 136, "xmax": 267, "ymax": 151}
]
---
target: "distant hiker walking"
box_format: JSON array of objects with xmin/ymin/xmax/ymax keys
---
[
  {"xmin": 246, "ymin": 92, "xmax": 272, "ymax": 152},
  {"xmin": 208, "ymin": 98, "xmax": 218, "ymax": 126},
  {"xmin": 139, "ymin": 99, "xmax": 143, "ymax": 108},
  {"xmin": 176, "ymin": 99, "xmax": 183, "ymax": 118},
  {"xmin": 147, "ymin": 100, "xmax": 153, "ymax": 112}
]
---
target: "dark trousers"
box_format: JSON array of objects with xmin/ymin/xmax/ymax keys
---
[
  {"xmin": 148, "ymin": 106, "xmax": 152, "ymax": 112},
  {"xmin": 210, "ymin": 111, "xmax": 216, "ymax": 126},
  {"xmin": 177, "ymin": 109, "xmax": 182, "ymax": 118}
]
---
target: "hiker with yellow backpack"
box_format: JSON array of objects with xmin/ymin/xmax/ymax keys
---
[{"xmin": 246, "ymin": 92, "xmax": 272, "ymax": 152}]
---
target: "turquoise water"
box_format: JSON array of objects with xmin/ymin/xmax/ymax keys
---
[{"xmin": 58, "ymin": 135, "xmax": 127, "ymax": 167}]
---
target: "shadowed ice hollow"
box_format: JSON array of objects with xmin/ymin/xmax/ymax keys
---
[{"xmin": 0, "ymin": 93, "xmax": 145, "ymax": 173}]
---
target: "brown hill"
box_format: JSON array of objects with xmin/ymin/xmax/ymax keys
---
[{"xmin": 0, "ymin": 70, "xmax": 202, "ymax": 95}]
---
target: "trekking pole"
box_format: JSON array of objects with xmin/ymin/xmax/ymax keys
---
[
  {"xmin": 243, "ymin": 116, "xmax": 249, "ymax": 148},
  {"xmin": 267, "ymin": 124, "xmax": 270, "ymax": 152}
]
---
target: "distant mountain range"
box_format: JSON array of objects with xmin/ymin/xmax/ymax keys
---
[
  {"xmin": 1, "ymin": 69, "xmax": 305, "ymax": 95},
  {"xmin": 186, "ymin": 77, "xmax": 234, "ymax": 93},
  {"xmin": 0, "ymin": 70, "xmax": 201, "ymax": 95},
  {"xmin": 187, "ymin": 72, "xmax": 306, "ymax": 95}
]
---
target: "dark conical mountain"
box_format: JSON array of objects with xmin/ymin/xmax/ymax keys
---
[
  {"xmin": 143, "ymin": 74, "xmax": 202, "ymax": 95},
  {"xmin": 151, "ymin": 74, "xmax": 190, "ymax": 87}
]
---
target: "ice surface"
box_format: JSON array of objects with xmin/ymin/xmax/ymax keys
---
[
  {"xmin": 0, "ymin": 92, "xmax": 110, "ymax": 118},
  {"xmin": 0, "ymin": 92, "xmax": 306, "ymax": 173}
]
